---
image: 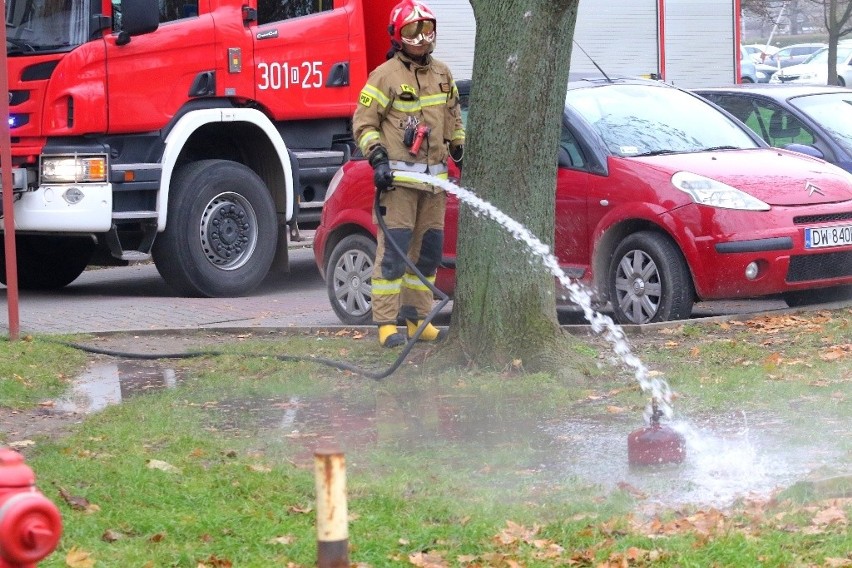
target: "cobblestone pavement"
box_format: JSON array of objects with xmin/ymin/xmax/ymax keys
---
[{"xmin": 0, "ymin": 237, "xmax": 356, "ymax": 335}]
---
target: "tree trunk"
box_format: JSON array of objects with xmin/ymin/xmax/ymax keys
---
[{"xmin": 448, "ymin": 0, "xmax": 579, "ymax": 368}]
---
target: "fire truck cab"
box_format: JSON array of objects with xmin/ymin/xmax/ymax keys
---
[{"xmin": 2, "ymin": 0, "xmax": 397, "ymax": 297}]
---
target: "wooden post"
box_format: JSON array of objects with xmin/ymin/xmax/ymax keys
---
[{"xmin": 314, "ymin": 447, "xmax": 349, "ymax": 568}]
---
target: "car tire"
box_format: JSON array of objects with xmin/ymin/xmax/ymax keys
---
[
  {"xmin": 0, "ymin": 235, "xmax": 94, "ymax": 289},
  {"xmin": 741, "ymin": 77, "xmax": 754, "ymax": 83},
  {"xmin": 782, "ymin": 285, "xmax": 852, "ymax": 307},
  {"xmin": 838, "ymin": 77, "xmax": 847, "ymax": 87},
  {"xmin": 608, "ymin": 231, "xmax": 694, "ymax": 325},
  {"xmin": 326, "ymin": 233, "xmax": 376, "ymax": 325},
  {"xmin": 152, "ymin": 159, "xmax": 278, "ymax": 297}
]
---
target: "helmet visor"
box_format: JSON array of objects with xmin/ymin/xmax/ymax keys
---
[{"xmin": 400, "ymin": 19, "xmax": 435, "ymax": 46}]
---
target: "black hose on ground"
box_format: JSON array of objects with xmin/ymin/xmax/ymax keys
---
[{"xmin": 45, "ymin": 175, "xmax": 450, "ymax": 380}]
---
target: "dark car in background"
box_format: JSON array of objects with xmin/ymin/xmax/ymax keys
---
[
  {"xmin": 763, "ymin": 43, "xmax": 825, "ymax": 69},
  {"xmin": 696, "ymin": 84, "xmax": 852, "ymax": 173}
]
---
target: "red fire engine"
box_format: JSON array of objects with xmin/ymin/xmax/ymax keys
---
[{"xmin": 1, "ymin": 0, "xmax": 398, "ymax": 297}]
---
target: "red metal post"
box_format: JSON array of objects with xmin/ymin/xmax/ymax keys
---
[{"xmin": 0, "ymin": 17, "xmax": 20, "ymax": 341}]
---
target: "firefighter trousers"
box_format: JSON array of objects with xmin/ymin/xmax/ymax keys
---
[{"xmin": 371, "ymin": 185, "xmax": 446, "ymax": 326}]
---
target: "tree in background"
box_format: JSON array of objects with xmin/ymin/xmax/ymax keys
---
[
  {"xmin": 449, "ymin": 1, "xmax": 580, "ymax": 369},
  {"xmin": 814, "ymin": 0, "xmax": 852, "ymax": 85}
]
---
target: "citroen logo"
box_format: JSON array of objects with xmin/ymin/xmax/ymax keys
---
[{"xmin": 805, "ymin": 182, "xmax": 824, "ymax": 197}]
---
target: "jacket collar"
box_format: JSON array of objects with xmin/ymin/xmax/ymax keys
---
[{"xmin": 396, "ymin": 50, "xmax": 432, "ymax": 69}]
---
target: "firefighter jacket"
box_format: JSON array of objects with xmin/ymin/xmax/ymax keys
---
[{"xmin": 354, "ymin": 50, "xmax": 465, "ymax": 192}]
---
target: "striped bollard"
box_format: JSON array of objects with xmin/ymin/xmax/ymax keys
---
[{"xmin": 314, "ymin": 447, "xmax": 349, "ymax": 567}]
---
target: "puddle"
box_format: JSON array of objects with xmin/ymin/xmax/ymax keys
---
[
  {"xmin": 55, "ymin": 360, "xmax": 181, "ymax": 414},
  {"xmin": 204, "ymin": 388, "xmax": 850, "ymax": 509},
  {"xmin": 57, "ymin": 362, "xmax": 849, "ymax": 509}
]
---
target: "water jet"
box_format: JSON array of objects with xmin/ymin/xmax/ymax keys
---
[{"xmin": 627, "ymin": 399, "xmax": 686, "ymax": 466}]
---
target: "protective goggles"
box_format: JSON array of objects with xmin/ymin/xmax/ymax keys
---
[{"xmin": 400, "ymin": 19, "xmax": 435, "ymax": 46}]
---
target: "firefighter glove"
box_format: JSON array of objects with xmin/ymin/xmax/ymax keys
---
[
  {"xmin": 369, "ymin": 146, "xmax": 394, "ymax": 191},
  {"xmin": 450, "ymin": 144, "xmax": 464, "ymax": 173}
]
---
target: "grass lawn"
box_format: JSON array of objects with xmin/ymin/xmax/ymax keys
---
[{"xmin": 1, "ymin": 308, "xmax": 850, "ymax": 567}]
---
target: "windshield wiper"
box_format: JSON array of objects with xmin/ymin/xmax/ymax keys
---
[
  {"xmin": 633, "ymin": 149, "xmax": 679, "ymax": 157},
  {"xmin": 702, "ymin": 145, "xmax": 740, "ymax": 152},
  {"xmin": 6, "ymin": 38, "xmax": 35, "ymax": 52}
]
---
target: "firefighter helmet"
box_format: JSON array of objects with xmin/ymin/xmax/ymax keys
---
[{"xmin": 389, "ymin": 0, "xmax": 437, "ymax": 47}]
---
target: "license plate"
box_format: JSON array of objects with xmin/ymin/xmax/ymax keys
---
[{"xmin": 804, "ymin": 224, "xmax": 852, "ymax": 249}]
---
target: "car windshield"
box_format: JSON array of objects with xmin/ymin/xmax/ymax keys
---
[
  {"xmin": 803, "ymin": 46, "xmax": 852, "ymax": 65},
  {"xmin": 565, "ymin": 84, "xmax": 759, "ymax": 157},
  {"xmin": 790, "ymin": 92, "xmax": 852, "ymax": 155},
  {"xmin": 5, "ymin": 0, "xmax": 89, "ymax": 53}
]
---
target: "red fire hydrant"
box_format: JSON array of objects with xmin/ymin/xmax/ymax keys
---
[{"xmin": 0, "ymin": 448, "xmax": 62, "ymax": 568}]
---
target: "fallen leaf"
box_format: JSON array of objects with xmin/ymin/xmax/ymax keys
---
[
  {"xmin": 408, "ymin": 551, "xmax": 449, "ymax": 567},
  {"xmin": 55, "ymin": 484, "xmax": 91, "ymax": 511},
  {"xmin": 146, "ymin": 459, "xmax": 182, "ymax": 474},
  {"xmin": 66, "ymin": 547, "xmax": 95, "ymax": 568},
  {"xmin": 102, "ymin": 529, "xmax": 124, "ymax": 542}
]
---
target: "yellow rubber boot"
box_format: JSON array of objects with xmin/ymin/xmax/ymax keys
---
[
  {"xmin": 406, "ymin": 320, "xmax": 446, "ymax": 342},
  {"xmin": 378, "ymin": 324, "xmax": 406, "ymax": 348}
]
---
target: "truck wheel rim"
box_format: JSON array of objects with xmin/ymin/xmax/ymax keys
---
[
  {"xmin": 613, "ymin": 249, "xmax": 662, "ymax": 324},
  {"xmin": 333, "ymin": 249, "xmax": 373, "ymax": 317},
  {"xmin": 200, "ymin": 192, "xmax": 258, "ymax": 270}
]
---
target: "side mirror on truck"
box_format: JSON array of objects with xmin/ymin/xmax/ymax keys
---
[{"xmin": 115, "ymin": 0, "xmax": 160, "ymax": 46}]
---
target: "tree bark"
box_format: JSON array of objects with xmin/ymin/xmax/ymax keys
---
[{"xmin": 448, "ymin": 0, "xmax": 580, "ymax": 368}]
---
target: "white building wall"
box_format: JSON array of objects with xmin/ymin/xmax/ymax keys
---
[
  {"xmin": 571, "ymin": 0, "xmax": 659, "ymax": 80},
  {"xmin": 426, "ymin": 0, "xmax": 735, "ymax": 87},
  {"xmin": 663, "ymin": 0, "xmax": 736, "ymax": 87},
  {"xmin": 428, "ymin": 1, "xmax": 476, "ymax": 80}
]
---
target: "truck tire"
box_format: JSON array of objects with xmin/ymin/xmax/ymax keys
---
[
  {"xmin": 326, "ymin": 234, "xmax": 376, "ymax": 325},
  {"xmin": 152, "ymin": 160, "xmax": 278, "ymax": 297},
  {"xmin": 0, "ymin": 235, "xmax": 94, "ymax": 290},
  {"xmin": 608, "ymin": 231, "xmax": 693, "ymax": 325}
]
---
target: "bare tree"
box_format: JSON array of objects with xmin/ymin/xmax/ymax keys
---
[
  {"xmin": 810, "ymin": 0, "xmax": 852, "ymax": 85},
  {"xmin": 448, "ymin": 1, "xmax": 580, "ymax": 369}
]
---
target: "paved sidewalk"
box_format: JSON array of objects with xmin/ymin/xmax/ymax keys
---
[{"xmin": 0, "ymin": 233, "xmax": 361, "ymax": 335}]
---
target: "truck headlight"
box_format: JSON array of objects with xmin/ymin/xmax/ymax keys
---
[
  {"xmin": 672, "ymin": 171, "xmax": 770, "ymax": 211},
  {"xmin": 40, "ymin": 155, "xmax": 107, "ymax": 184}
]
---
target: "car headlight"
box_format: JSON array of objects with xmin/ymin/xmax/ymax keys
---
[
  {"xmin": 671, "ymin": 172, "xmax": 770, "ymax": 211},
  {"xmin": 40, "ymin": 155, "xmax": 107, "ymax": 184}
]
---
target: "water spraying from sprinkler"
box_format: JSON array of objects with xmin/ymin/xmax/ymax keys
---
[{"xmin": 405, "ymin": 172, "xmax": 684, "ymax": 464}]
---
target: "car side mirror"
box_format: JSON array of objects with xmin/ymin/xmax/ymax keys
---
[
  {"xmin": 783, "ymin": 143, "xmax": 824, "ymax": 160},
  {"xmin": 557, "ymin": 147, "xmax": 572, "ymax": 168}
]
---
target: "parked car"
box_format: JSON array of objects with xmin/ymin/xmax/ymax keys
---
[
  {"xmin": 314, "ymin": 79, "xmax": 852, "ymax": 326},
  {"xmin": 695, "ymin": 84, "xmax": 852, "ymax": 172},
  {"xmin": 763, "ymin": 43, "xmax": 825, "ymax": 69},
  {"xmin": 740, "ymin": 47, "xmax": 765, "ymax": 83},
  {"xmin": 769, "ymin": 44, "xmax": 852, "ymax": 86},
  {"xmin": 743, "ymin": 43, "xmax": 779, "ymax": 63}
]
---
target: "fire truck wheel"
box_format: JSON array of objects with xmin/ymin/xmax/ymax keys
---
[
  {"xmin": 152, "ymin": 159, "xmax": 277, "ymax": 297},
  {"xmin": 326, "ymin": 233, "xmax": 377, "ymax": 325},
  {"xmin": 0, "ymin": 235, "xmax": 94, "ymax": 289}
]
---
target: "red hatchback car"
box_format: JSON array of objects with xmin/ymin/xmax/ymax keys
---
[{"xmin": 314, "ymin": 79, "xmax": 852, "ymax": 325}]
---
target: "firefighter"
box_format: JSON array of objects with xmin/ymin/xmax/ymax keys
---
[{"xmin": 353, "ymin": 0, "xmax": 465, "ymax": 348}]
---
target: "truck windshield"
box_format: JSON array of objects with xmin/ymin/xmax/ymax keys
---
[{"xmin": 5, "ymin": 0, "xmax": 88, "ymax": 53}]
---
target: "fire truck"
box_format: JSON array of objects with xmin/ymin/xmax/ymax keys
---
[{"xmin": 1, "ymin": 0, "xmax": 400, "ymax": 297}]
